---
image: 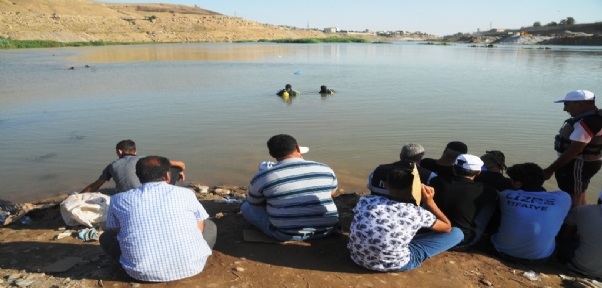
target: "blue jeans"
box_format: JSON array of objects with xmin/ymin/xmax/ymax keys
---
[
  {"xmin": 241, "ymin": 202, "xmax": 337, "ymax": 241},
  {"xmin": 398, "ymin": 228, "xmax": 464, "ymax": 271}
]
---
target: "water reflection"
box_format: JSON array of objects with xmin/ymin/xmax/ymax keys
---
[{"xmin": 69, "ymin": 44, "xmax": 295, "ymax": 63}]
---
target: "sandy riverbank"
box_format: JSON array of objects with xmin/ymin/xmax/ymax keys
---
[{"xmin": 1, "ymin": 186, "xmax": 599, "ymax": 288}]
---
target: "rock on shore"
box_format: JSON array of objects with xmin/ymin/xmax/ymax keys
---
[{"xmin": 493, "ymin": 35, "xmax": 554, "ymax": 45}]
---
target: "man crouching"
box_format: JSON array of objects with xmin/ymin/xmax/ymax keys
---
[
  {"xmin": 348, "ymin": 166, "xmax": 463, "ymax": 272},
  {"xmin": 100, "ymin": 156, "xmax": 216, "ymax": 282}
]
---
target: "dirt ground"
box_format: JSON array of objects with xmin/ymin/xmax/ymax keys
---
[{"xmin": 1, "ymin": 186, "xmax": 597, "ymax": 288}]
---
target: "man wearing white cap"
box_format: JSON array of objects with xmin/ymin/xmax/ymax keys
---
[
  {"xmin": 242, "ymin": 134, "xmax": 339, "ymax": 241},
  {"xmin": 544, "ymin": 90, "xmax": 602, "ymax": 207},
  {"xmin": 430, "ymin": 154, "xmax": 499, "ymax": 250},
  {"xmin": 558, "ymin": 189, "xmax": 602, "ymax": 279}
]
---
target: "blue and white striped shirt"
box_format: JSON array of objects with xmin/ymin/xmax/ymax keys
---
[
  {"xmin": 248, "ymin": 158, "xmax": 339, "ymax": 234},
  {"xmin": 106, "ymin": 182, "xmax": 212, "ymax": 282}
]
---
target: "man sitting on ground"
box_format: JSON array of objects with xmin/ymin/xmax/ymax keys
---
[
  {"xmin": 367, "ymin": 143, "xmax": 436, "ymax": 197},
  {"xmin": 557, "ymin": 190, "xmax": 602, "ymax": 279},
  {"xmin": 242, "ymin": 134, "xmax": 339, "ymax": 241},
  {"xmin": 474, "ymin": 150, "xmax": 513, "ymax": 192},
  {"xmin": 420, "ymin": 141, "xmax": 468, "ymax": 177},
  {"xmin": 81, "ymin": 139, "xmax": 186, "ymax": 194},
  {"xmin": 99, "ymin": 156, "xmax": 216, "ymax": 282},
  {"xmin": 491, "ymin": 163, "xmax": 570, "ymax": 262},
  {"xmin": 349, "ymin": 167, "xmax": 463, "ymax": 272},
  {"xmin": 430, "ymin": 154, "xmax": 498, "ymax": 249}
]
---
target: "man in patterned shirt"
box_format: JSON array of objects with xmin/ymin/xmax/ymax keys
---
[
  {"xmin": 348, "ymin": 167, "xmax": 463, "ymax": 272},
  {"xmin": 99, "ymin": 156, "xmax": 216, "ymax": 282},
  {"xmin": 242, "ymin": 134, "xmax": 339, "ymax": 241}
]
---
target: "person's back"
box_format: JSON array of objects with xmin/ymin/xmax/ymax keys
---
[
  {"xmin": 103, "ymin": 156, "xmax": 213, "ymax": 282},
  {"xmin": 563, "ymin": 202, "xmax": 602, "ymax": 278},
  {"xmin": 104, "ymin": 155, "xmax": 142, "ymax": 193},
  {"xmin": 430, "ymin": 154, "xmax": 498, "ymax": 246},
  {"xmin": 243, "ymin": 134, "xmax": 339, "ymax": 241},
  {"xmin": 249, "ymin": 158, "xmax": 338, "ymax": 234}
]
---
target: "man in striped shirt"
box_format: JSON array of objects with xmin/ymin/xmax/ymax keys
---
[{"xmin": 242, "ymin": 134, "xmax": 339, "ymax": 241}]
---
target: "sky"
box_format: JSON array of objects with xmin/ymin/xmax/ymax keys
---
[{"xmin": 100, "ymin": 0, "xmax": 602, "ymax": 36}]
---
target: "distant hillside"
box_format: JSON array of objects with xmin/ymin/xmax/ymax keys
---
[{"xmin": 0, "ymin": 0, "xmax": 327, "ymax": 42}]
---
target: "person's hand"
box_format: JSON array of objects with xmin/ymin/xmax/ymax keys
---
[
  {"xmin": 179, "ymin": 171, "xmax": 185, "ymax": 182},
  {"xmin": 421, "ymin": 184, "xmax": 435, "ymax": 201},
  {"xmin": 542, "ymin": 168, "xmax": 553, "ymax": 180}
]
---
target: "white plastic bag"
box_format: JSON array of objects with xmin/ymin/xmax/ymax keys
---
[{"xmin": 60, "ymin": 193, "xmax": 111, "ymax": 227}]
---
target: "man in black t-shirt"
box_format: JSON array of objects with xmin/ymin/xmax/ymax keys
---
[
  {"xmin": 421, "ymin": 141, "xmax": 468, "ymax": 178},
  {"xmin": 431, "ymin": 154, "xmax": 499, "ymax": 250}
]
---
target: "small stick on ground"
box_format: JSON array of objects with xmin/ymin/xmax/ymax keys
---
[
  {"xmin": 334, "ymin": 274, "xmax": 343, "ymax": 280},
  {"xmin": 232, "ymin": 271, "xmax": 242, "ymax": 280}
]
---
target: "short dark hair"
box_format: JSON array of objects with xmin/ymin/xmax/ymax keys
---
[
  {"xmin": 116, "ymin": 140, "xmax": 136, "ymax": 153},
  {"xmin": 135, "ymin": 156, "xmax": 170, "ymax": 183},
  {"xmin": 387, "ymin": 168, "xmax": 414, "ymax": 191},
  {"xmin": 507, "ymin": 163, "xmax": 544, "ymax": 189},
  {"xmin": 453, "ymin": 165, "xmax": 480, "ymax": 177},
  {"xmin": 285, "ymin": 84, "xmax": 292, "ymax": 89},
  {"xmin": 267, "ymin": 134, "xmax": 297, "ymax": 159}
]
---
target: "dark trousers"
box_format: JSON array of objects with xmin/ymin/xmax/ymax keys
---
[{"xmin": 100, "ymin": 219, "xmax": 217, "ymax": 262}]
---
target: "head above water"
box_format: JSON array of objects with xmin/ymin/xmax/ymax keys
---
[
  {"xmin": 506, "ymin": 162, "xmax": 544, "ymax": 190},
  {"xmin": 135, "ymin": 155, "xmax": 170, "ymax": 184},
  {"xmin": 285, "ymin": 84, "xmax": 292, "ymax": 90},
  {"xmin": 320, "ymin": 85, "xmax": 328, "ymax": 92},
  {"xmin": 400, "ymin": 143, "xmax": 425, "ymax": 162},
  {"xmin": 116, "ymin": 140, "xmax": 136, "ymax": 157}
]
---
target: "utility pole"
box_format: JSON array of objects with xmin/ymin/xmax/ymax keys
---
[{"xmin": 307, "ymin": 21, "xmax": 309, "ymax": 30}]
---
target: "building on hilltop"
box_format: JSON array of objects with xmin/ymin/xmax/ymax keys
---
[{"xmin": 324, "ymin": 27, "xmax": 338, "ymax": 33}]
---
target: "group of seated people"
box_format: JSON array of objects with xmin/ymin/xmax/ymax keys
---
[{"xmin": 85, "ymin": 137, "xmax": 602, "ymax": 282}]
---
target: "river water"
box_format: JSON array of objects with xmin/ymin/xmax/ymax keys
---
[{"xmin": 1, "ymin": 42, "xmax": 601, "ymax": 203}]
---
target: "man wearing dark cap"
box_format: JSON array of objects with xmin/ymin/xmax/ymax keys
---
[
  {"xmin": 474, "ymin": 150, "xmax": 513, "ymax": 192},
  {"xmin": 367, "ymin": 143, "xmax": 436, "ymax": 198},
  {"xmin": 431, "ymin": 154, "xmax": 498, "ymax": 250},
  {"xmin": 543, "ymin": 90, "xmax": 602, "ymax": 207},
  {"xmin": 420, "ymin": 141, "xmax": 468, "ymax": 178},
  {"xmin": 242, "ymin": 134, "xmax": 339, "ymax": 241}
]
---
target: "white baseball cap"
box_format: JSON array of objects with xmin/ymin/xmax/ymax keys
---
[
  {"xmin": 455, "ymin": 154, "xmax": 484, "ymax": 171},
  {"xmin": 299, "ymin": 146, "xmax": 309, "ymax": 154},
  {"xmin": 554, "ymin": 90, "xmax": 595, "ymax": 103}
]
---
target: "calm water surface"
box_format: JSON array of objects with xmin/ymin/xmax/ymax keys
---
[{"xmin": 1, "ymin": 42, "xmax": 601, "ymax": 203}]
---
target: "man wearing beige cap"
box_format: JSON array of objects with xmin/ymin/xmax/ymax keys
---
[
  {"xmin": 544, "ymin": 90, "xmax": 602, "ymax": 207},
  {"xmin": 430, "ymin": 154, "xmax": 498, "ymax": 250}
]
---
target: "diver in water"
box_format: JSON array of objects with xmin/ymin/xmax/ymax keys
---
[
  {"xmin": 277, "ymin": 84, "xmax": 299, "ymax": 97},
  {"xmin": 319, "ymin": 85, "xmax": 335, "ymax": 94}
]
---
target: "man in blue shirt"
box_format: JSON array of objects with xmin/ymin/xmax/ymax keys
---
[
  {"xmin": 491, "ymin": 162, "xmax": 571, "ymax": 262},
  {"xmin": 100, "ymin": 156, "xmax": 216, "ymax": 282}
]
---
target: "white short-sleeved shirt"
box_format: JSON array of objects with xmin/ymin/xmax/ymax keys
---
[
  {"xmin": 106, "ymin": 182, "xmax": 212, "ymax": 282},
  {"xmin": 348, "ymin": 195, "xmax": 436, "ymax": 271}
]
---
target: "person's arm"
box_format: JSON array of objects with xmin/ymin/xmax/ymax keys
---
[
  {"xmin": 331, "ymin": 189, "xmax": 338, "ymax": 197},
  {"xmin": 543, "ymin": 141, "xmax": 588, "ymax": 180},
  {"xmin": 421, "ymin": 184, "xmax": 453, "ymax": 233},
  {"xmin": 197, "ymin": 220, "xmax": 205, "ymax": 232},
  {"xmin": 169, "ymin": 160, "xmax": 186, "ymax": 181},
  {"xmin": 81, "ymin": 179, "xmax": 106, "ymax": 193}
]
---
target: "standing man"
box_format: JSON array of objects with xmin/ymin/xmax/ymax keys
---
[
  {"xmin": 100, "ymin": 156, "xmax": 216, "ymax": 282},
  {"xmin": 81, "ymin": 140, "xmax": 186, "ymax": 194},
  {"xmin": 242, "ymin": 134, "xmax": 339, "ymax": 241},
  {"xmin": 543, "ymin": 90, "xmax": 602, "ymax": 207},
  {"xmin": 368, "ymin": 143, "xmax": 436, "ymax": 194}
]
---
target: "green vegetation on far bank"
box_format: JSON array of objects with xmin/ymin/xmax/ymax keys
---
[
  {"xmin": 371, "ymin": 41, "xmax": 392, "ymax": 44},
  {"xmin": 0, "ymin": 37, "xmax": 149, "ymax": 49}
]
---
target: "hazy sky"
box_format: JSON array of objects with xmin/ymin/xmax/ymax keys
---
[{"xmin": 100, "ymin": 0, "xmax": 602, "ymax": 36}]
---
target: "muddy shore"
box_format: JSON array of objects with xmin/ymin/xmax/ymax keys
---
[{"xmin": 1, "ymin": 185, "xmax": 600, "ymax": 288}]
